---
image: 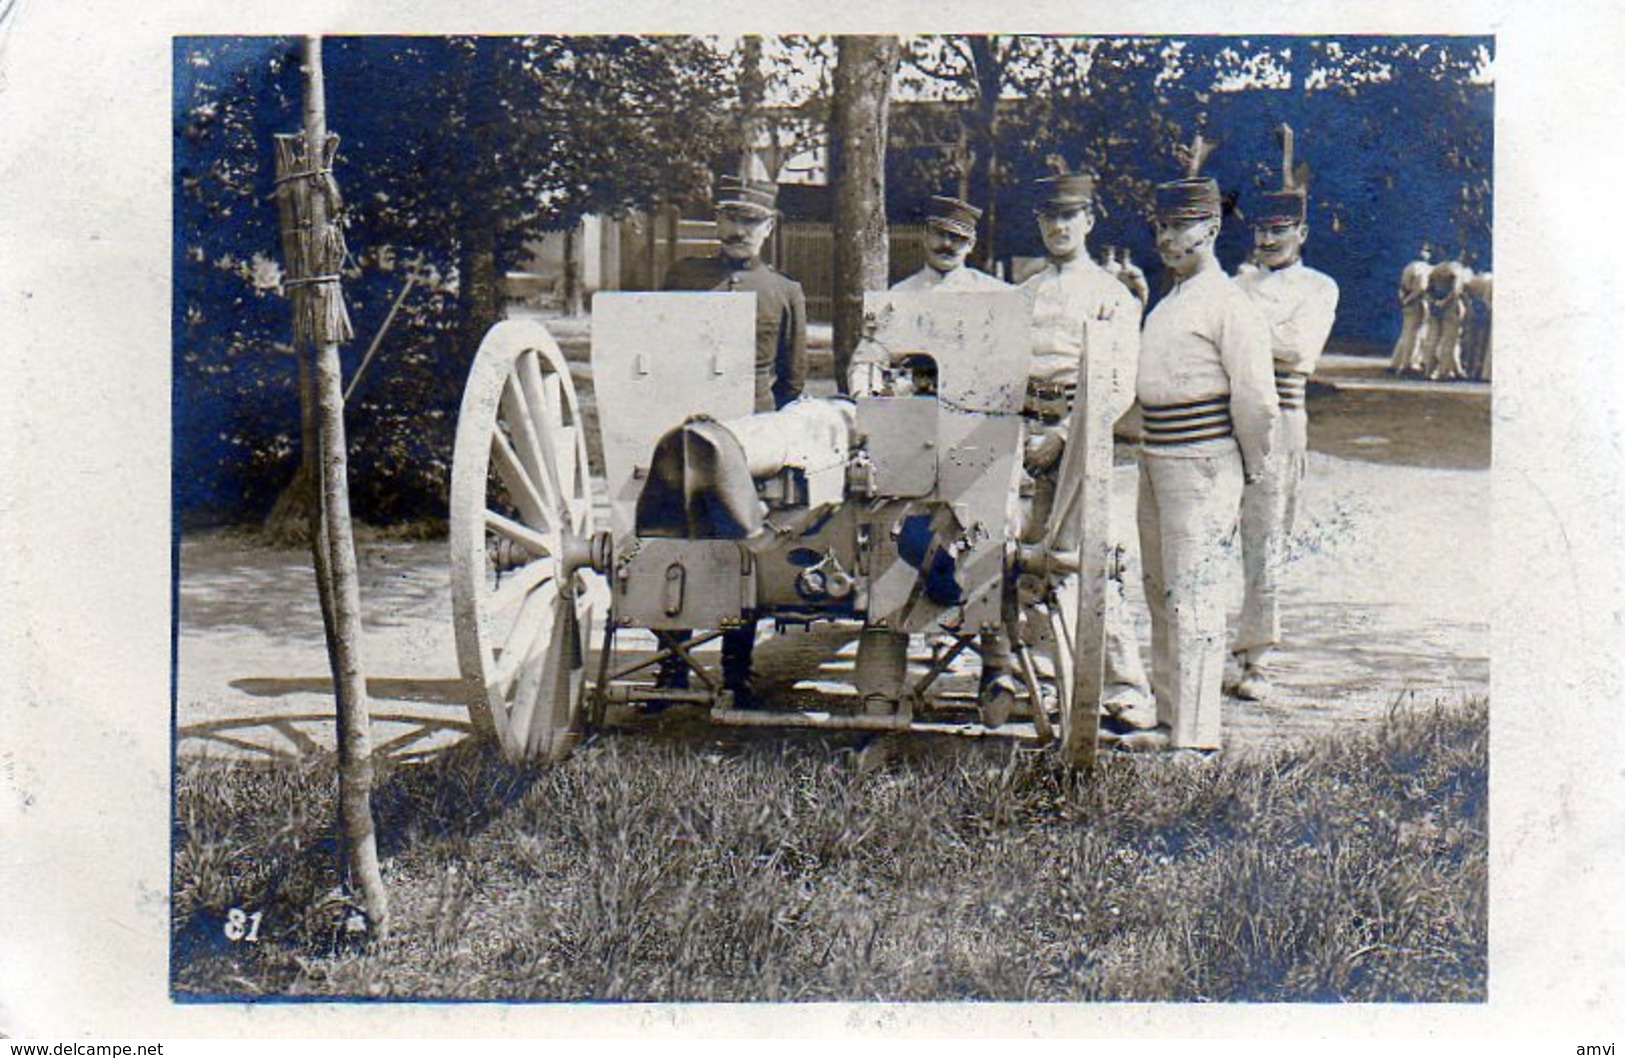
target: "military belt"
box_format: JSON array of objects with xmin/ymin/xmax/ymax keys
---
[
  {"xmin": 1141, "ymin": 396, "xmax": 1233, "ymax": 446},
  {"xmin": 1274, "ymin": 370, "xmax": 1308, "ymax": 412}
]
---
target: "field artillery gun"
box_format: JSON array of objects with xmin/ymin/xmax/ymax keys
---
[{"xmin": 448, "ymin": 291, "xmax": 1120, "ymax": 769}]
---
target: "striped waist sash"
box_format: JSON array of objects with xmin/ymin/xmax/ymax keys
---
[
  {"xmin": 1275, "ymin": 370, "xmax": 1308, "ymax": 411},
  {"xmin": 1141, "ymin": 396, "xmax": 1233, "ymax": 447}
]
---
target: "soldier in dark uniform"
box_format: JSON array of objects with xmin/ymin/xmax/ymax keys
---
[
  {"xmin": 655, "ymin": 174, "xmax": 809, "ymax": 700},
  {"xmin": 662, "ymin": 174, "xmax": 808, "ymax": 412}
]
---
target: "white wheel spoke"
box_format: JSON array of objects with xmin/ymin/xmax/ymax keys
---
[
  {"xmin": 1054, "ymin": 614, "xmax": 1075, "ymax": 674},
  {"xmin": 502, "ymin": 638, "xmax": 545, "ymax": 760},
  {"xmin": 551, "ymin": 425, "xmax": 582, "ymax": 519},
  {"xmin": 539, "ymin": 372, "xmax": 576, "ymax": 503},
  {"xmin": 486, "ymin": 508, "xmax": 554, "ymax": 558},
  {"xmin": 539, "ymin": 422, "xmax": 572, "ymax": 510},
  {"xmin": 507, "ymin": 592, "xmax": 566, "ymax": 755},
  {"xmin": 501, "ymin": 372, "xmax": 562, "ymax": 516},
  {"xmin": 490, "ymin": 430, "xmax": 552, "ymax": 530},
  {"xmin": 492, "ymin": 583, "xmax": 558, "ymax": 698},
  {"xmin": 518, "ymin": 602, "xmax": 578, "ymax": 759},
  {"xmin": 540, "ymin": 367, "xmax": 565, "ymax": 423},
  {"xmin": 518, "ymin": 352, "xmax": 569, "ymax": 510},
  {"xmin": 575, "ymin": 589, "xmax": 599, "ymax": 648},
  {"xmin": 489, "ymin": 557, "xmax": 557, "ymax": 617},
  {"xmin": 1047, "ymin": 461, "xmax": 1083, "ymax": 545}
]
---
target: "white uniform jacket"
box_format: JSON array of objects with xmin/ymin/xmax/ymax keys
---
[
  {"xmin": 1137, "ymin": 267, "xmax": 1278, "ymax": 476},
  {"xmin": 1020, "ymin": 258, "xmax": 1141, "ymax": 427},
  {"xmin": 1234, "ymin": 261, "xmax": 1340, "ymax": 378},
  {"xmin": 890, "ymin": 264, "xmax": 1010, "ymax": 293}
]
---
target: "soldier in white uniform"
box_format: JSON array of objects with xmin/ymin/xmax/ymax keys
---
[
  {"xmin": 1120, "ymin": 175, "xmax": 1278, "ymax": 753},
  {"xmin": 1230, "ymin": 185, "xmax": 1340, "ymax": 701},
  {"xmin": 892, "ymin": 195, "xmax": 1011, "ymax": 294},
  {"xmin": 849, "ymin": 195, "xmax": 1014, "ymax": 711},
  {"xmin": 1389, "ymin": 245, "xmax": 1433, "ymax": 375},
  {"xmin": 1421, "ymin": 259, "xmax": 1470, "ymax": 381},
  {"xmin": 848, "ymin": 195, "xmax": 1008, "ymax": 398},
  {"xmin": 1016, "ymin": 172, "xmax": 1153, "ymax": 725},
  {"xmin": 1462, "ymin": 271, "xmax": 1493, "ymax": 381}
]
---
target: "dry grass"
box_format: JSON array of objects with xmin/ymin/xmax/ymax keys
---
[{"xmin": 172, "ymin": 694, "xmax": 1486, "ymax": 1002}]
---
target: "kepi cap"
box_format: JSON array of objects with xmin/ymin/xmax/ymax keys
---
[
  {"xmin": 924, "ymin": 195, "xmax": 982, "ymax": 237},
  {"xmin": 1155, "ymin": 177, "xmax": 1222, "ymax": 221},
  {"xmin": 1035, "ymin": 172, "xmax": 1095, "ymax": 213},
  {"xmin": 715, "ymin": 174, "xmax": 778, "ymax": 218},
  {"xmin": 1251, "ymin": 187, "xmax": 1307, "ymax": 226}
]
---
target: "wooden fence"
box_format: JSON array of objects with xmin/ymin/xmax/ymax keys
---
[
  {"xmin": 614, "ymin": 207, "xmax": 720, "ymax": 292},
  {"xmin": 778, "ymin": 221, "xmax": 929, "ymax": 322}
]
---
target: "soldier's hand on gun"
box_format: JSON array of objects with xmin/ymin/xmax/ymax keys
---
[{"xmin": 1024, "ymin": 430, "xmax": 1065, "ymax": 473}]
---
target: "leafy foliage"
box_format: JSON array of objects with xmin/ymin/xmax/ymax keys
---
[
  {"xmin": 176, "ymin": 34, "xmax": 1491, "ymax": 527},
  {"xmin": 884, "ymin": 35, "xmax": 1491, "ymax": 317},
  {"xmin": 175, "ymin": 36, "xmax": 734, "ymax": 527}
]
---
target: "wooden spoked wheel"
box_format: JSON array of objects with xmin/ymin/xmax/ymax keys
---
[
  {"xmin": 1034, "ymin": 400, "xmax": 1108, "ymax": 770},
  {"xmin": 450, "ymin": 319, "xmax": 600, "ymax": 763},
  {"xmin": 1045, "ymin": 575, "xmax": 1098, "ymax": 766}
]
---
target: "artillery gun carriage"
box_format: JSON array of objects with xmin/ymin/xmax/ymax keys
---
[{"xmin": 449, "ymin": 290, "xmax": 1118, "ymax": 768}]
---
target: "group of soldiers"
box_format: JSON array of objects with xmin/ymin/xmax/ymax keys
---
[
  {"xmin": 1388, "ymin": 245, "xmax": 1493, "ymax": 382},
  {"xmin": 659, "ymin": 151, "xmax": 1341, "ymax": 758}
]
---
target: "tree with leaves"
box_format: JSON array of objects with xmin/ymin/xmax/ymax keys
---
[{"xmin": 176, "ymin": 35, "xmax": 736, "ymax": 530}]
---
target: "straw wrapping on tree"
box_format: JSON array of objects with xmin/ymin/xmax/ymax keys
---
[{"xmin": 274, "ymin": 131, "xmax": 354, "ymax": 349}]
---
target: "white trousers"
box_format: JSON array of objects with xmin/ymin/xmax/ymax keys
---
[
  {"xmin": 1422, "ymin": 302, "xmax": 1466, "ymax": 379},
  {"xmin": 1138, "ymin": 449, "xmax": 1243, "ymax": 749},
  {"xmin": 1235, "ymin": 408, "xmax": 1308, "ymax": 667},
  {"xmin": 1390, "ymin": 302, "xmax": 1427, "ymax": 372}
]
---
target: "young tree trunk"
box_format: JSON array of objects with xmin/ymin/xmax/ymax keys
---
[
  {"xmin": 642, "ymin": 207, "xmax": 659, "ymax": 290},
  {"xmin": 830, "ymin": 35, "xmax": 899, "ymax": 392},
  {"xmin": 455, "ymin": 38, "xmax": 505, "ymax": 363},
  {"xmin": 664, "ymin": 207, "xmax": 680, "ymax": 277},
  {"xmin": 562, "ymin": 225, "xmax": 584, "ymax": 316},
  {"xmin": 457, "ymin": 208, "xmax": 501, "ymax": 363},
  {"xmin": 966, "ymin": 36, "xmax": 1005, "ymax": 272},
  {"xmin": 298, "ymin": 35, "xmax": 389, "ymax": 940},
  {"xmin": 300, "ymin": 357, "xmax": 338, "ymax": 673},
  {"xmin": 738, "ymin": 34, "xmax": 767, "ymax": 178}
]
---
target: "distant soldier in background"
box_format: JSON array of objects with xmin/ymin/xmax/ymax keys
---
[
  {"xmin": 1421, "ymin": 258, "xmax": 1470, "ymax": 382},
  {"xmin": 1121, "ymin": 144, "xmax": 1277, "ymax": 754},
  {"xmin": 1389, "ymin": 245, "xmax": 1434, "ymax": 375},
  {"xmin": 1461, "ymin": 270, "xmax": 1494, "ymax": 382},
  {"xmin": 1112, "ymin": 246, "xmax": 1151, "ymax": 307},
  {"xmin": 1230, "ymin": 133, "xmax": 1340, "ymax": 702},
  {"xmin": 1099, "ymin": 246, "xmax": 1152, "ymax": 306}
]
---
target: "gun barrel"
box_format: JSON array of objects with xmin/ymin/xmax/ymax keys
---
[{"xmin": 721, "ymin": 398, "xmax": 855, "ymax": 479}]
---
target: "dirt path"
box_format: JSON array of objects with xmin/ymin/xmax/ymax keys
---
[{"xmin": 176, "ymin": 371, "xmax": 1489, "ymax": 762}]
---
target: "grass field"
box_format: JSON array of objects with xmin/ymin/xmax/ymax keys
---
[{"xmin": 172, "ymin": 693, "xmax": 1486, "ymax": 1003}]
